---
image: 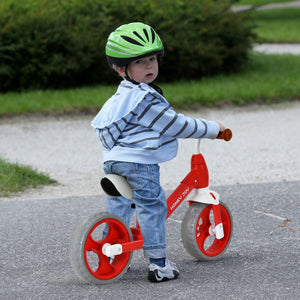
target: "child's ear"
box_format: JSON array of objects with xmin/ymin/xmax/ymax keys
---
[{"xmin": 114, "ymin": 65, "xmax": 126, "ymax": 77}]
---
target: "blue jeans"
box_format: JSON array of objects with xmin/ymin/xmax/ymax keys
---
[{"xmin": 104, "ymin": 161, "xmax": 167, "ymax": 259}]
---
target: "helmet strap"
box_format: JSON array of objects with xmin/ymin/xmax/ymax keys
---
[
  {"xmin": 125, "ymin": 65, "xmax": 140, "ymax": 85},
  {"xmin": 149, "ymin": 83, "xmax": 164, "ymax": 96}
]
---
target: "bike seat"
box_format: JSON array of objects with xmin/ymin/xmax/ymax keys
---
[{"xmin": 100, "ymin": 174, "xmax": 133, "ymax": 200}]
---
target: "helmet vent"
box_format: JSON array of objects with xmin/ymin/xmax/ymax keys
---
[
  {"xmin": 121, "ymin": 35, "xmax": 143, "ymax": 46},
  {"xmin": 143, "ymin": 29, "xmax": 149, "ymax": 42},
  {"xmin": 133, "ymin": 31, "xmax": 146, "ymax": 43},
  {"xmin": 150, "ymin": 28, "xmax": 156, "ymax": 43}
]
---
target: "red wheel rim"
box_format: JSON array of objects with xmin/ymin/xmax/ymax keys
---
[
  {"xmin": 83, "ymin": 218, "xmax": 131, "ymax": 280},
  {"xmin": 195, "ymin": 205, "xmax": 231, "ymax": 257}
]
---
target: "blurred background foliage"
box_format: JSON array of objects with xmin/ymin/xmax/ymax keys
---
[{"xmin": 0, "ymin": 0, "xmax": 255, "ymax": 92}]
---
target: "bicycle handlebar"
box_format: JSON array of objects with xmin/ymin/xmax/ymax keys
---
[{"xmin": 216, "ymin": 128, "xmax": 232, "ymax": 141}]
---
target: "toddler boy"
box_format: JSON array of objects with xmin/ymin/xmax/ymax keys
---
[{"xmin": 92, "ymin": 22, "xmax": 224, "ymax": 282}]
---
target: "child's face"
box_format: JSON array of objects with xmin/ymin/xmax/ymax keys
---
[{"xmin": 117, "ymin": 55, "xmax": 159, "ymax": 84}]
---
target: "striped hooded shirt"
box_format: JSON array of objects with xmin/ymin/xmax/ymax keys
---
[{"xmin": 91, "ymin": 80, "xmax": 220, "ymax": 164}]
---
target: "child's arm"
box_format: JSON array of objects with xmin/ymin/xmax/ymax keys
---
[{"xmin": 136, "ymin": 96, "xmax": 221, "ymax": 139}]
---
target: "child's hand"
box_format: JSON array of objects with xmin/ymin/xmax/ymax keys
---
[{"xmin": 217, "ymin": 121, "xmax": 225, "ymax": 132}]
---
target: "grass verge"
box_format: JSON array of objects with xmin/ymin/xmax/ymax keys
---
[
  {"xmin": 0, "ymin": 158, "xmax": 57, "ymax": 197},
  {"xmin": 253, "ymin": 8, "xmax": 300, "ymax": 43},
  {"xmin": 163, "ymin": 52, "xmax": 300, "ymax": 108},
  {"xmin": 1, "ymin": 53, "xmax": 299, "ymax": 115},
  {"xmin": 236, "ymin": 0, "xmax": 294, "ymax": 6}
]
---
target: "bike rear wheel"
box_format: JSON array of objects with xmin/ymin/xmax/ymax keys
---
[
  {"xmin": 181, "ymin": 202, "xmax": 232, "ymax": 261},
  {"xmin": 70, "ymin": 212, "xmax": 133, "ymax": 284}
]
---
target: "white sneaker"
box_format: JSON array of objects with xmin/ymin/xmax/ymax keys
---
[{"xmin": 148, "ymin": 259, "xmax": 179, "ymax": 282}]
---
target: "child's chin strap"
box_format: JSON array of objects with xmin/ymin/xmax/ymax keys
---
[
  {"xmin": 124, "ymin": 65, "xmax": 139, "ymax": 85},
  {"xmin": 149, "ymin": 83, "xmax": 163, "ymax": 96},
  {"xmin": 125, "ymin": 65, "xmax": 164, "ymax": 96}
]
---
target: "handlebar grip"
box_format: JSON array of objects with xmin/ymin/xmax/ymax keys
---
[{"xmin": 216, "ymin": 128, "xmax": 232, "ymax": 141}]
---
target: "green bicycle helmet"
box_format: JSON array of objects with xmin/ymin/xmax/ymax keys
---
[{"xmin": 106, "ymin": 22, "xmax": 164, "ymax": 68}]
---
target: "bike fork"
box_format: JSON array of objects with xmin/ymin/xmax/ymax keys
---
[
  {"xmin": 212, "ymin": 204, "xmax": 224, "ymax": 239},
  {"xmin": 188, "ymin": 188, "xmax": 225, "ymax": 240}
]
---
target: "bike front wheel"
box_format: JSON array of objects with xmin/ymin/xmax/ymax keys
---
[
  {"xmin": 181, "ymin": 202, "xmax": 232, "ymax": 261},
  {"xmin": 69, "ymin": 212, "xmax": 133, "ymax": 284}
]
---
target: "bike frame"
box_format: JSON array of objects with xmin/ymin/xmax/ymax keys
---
[
  {"xmin": 71, "ymin": 129, "xmax": 231, "ymax": 284},
  {"xmin": 102, "ymin": 152, "xmax": 224, "ymax": 258}
]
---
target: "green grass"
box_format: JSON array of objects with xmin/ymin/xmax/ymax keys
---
[
  {"xmin": 163, "ymin": 53, "xmax": 300, "ymax": 107},
  {"xmin": 0, "ymin": 157, "xmax": 57, "ymax": 197},
  {"xmin": 1, "ymin": 53, "xmax": 299, "ymax": 116},
  {"xmin": 253, "ymin": 8, "xmax": 300, "ymax": 43},
  {"xmin": 0, "ymin": 86, "xmax": 115, "ymax": 117},
  {"xmin": 236, "ymin": 0, "xmax": 293, "ymax": 6}
]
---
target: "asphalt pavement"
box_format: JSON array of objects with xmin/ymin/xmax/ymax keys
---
[{"xmin": 0, "ymin": 180, "xmax": 299, "ymax": 299}]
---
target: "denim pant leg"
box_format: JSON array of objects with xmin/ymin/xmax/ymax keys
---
[
  {"xmin": 103, "ymin": 161, "xmax": 167, "ymax": 259},
  {"xmin": 103, "ymin": 163, "xmax": 135, "ymax": 226}
]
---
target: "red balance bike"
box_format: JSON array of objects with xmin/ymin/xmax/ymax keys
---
[{"xmin": 70, "ymin": 129, "xmax": 233, "ymax": 284}]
